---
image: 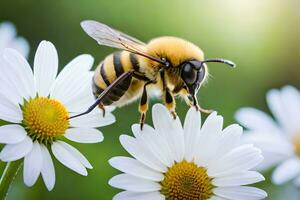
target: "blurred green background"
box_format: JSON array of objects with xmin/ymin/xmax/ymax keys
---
[{"xmin": 1, "ymin": 0, "xmax": 300, "ymax": 199}]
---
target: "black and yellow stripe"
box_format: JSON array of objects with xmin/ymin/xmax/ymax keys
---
[{"xmin": 92, "ymin": 51, "xmax": 141, "ymax": 106}]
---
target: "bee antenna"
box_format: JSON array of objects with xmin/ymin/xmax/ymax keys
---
[{"xmin": 202, "ymin": 58, "xmax": 236, "ymax": 68}]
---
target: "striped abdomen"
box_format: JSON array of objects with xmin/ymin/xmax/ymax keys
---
[{"xmin": 92, "ymin": 51, "xmax": 143, "ymax": 106}]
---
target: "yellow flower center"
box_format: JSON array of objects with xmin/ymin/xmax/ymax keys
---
[
  {"xmin": 22, "ymin": 97, "xmax": 69, "ymax": 144},
  {"xmin": 293, "ymin": 134, "xmax": 300, "ymax": 156},
  {"xmin": 160, "ymin": 161, "xmax": 213, "ymax": 200}
]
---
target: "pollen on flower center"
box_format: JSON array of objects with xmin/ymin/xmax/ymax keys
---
[
  {"xmin": 22, "ymin": 97, "xmax": 69, "ymax": 143},
  {"xmin": 293, "ymin": 133, "xmax": 300, "ymax": 156},
  {"xmin": 160, "ymin": 161, "xmax": 213, "ymax": 200}
]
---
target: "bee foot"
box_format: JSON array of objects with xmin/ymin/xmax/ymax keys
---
[
  {"xmin": 171, "ymin": 111, "xmax": 177, "ymax": 120},
  {"xmin": 194, "ymin": 105, "xmax": 213, "ymax": 114},
  {"xmin": 98, "ymin": 104, "xmax": 106, "ymax": 117},
  {"xmin": 140, "ymin": 122, "xmax": 144, "ymax": 130}
]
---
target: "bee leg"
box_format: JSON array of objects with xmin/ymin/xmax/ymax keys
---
[
  {"xmin": 178, "ymin": 87, "xmax": 193, "ymax": 107},
  {"xmin": 69, "ymin": 70, "xmax": 135, "ymax": 119},
  {"xmin": 178, "ymin": 86, "xmax": 213, "ymax": 114},
  {"xmin": 98, "ymin": 103, "xmax": 106, "ymax": 117},
  {"xmin": 192, "ymin": 95, "xmax": 213, "ymax": 114},
  {"xmin": 164, "ymin": 88, "xmax": 177, "ymax": 120},
  {"xmin": 197, "ymin": 105, "xmax": 213, "ymax": 114},
  {"xmin": 139, "ymin": 81, "xmax": 152, "ymax": 130}
]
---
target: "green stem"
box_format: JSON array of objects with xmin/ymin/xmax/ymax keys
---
[{"xmin": 0, "ymin": 160, "xmax": 22, "ymax": 200}]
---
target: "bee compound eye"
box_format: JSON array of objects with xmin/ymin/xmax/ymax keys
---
[
  {"xmin": 197, "ymin": 66, "xmax": 206, "ymax": 82},
  {"xmin": 181, "ymin": 63, "xmax": 197, "ymax": 85}
]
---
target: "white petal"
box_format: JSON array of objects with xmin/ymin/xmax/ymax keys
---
[
  {"xmin": 201, "ymin": 111, "xmax": 223, "ymax": 134},
  {"xmin": 206, "ymin": 124, "xmax": 243, "ymax": 168},
  {"xmin": 50, "ymin": 54, "xmax": 94, "ymax": 104},
  {"xmin": 40, "ymin": 145, "xmax": 55, "ymax": 191},
  {"xmin": 0, "ymin": 136, "xmax": 33, "ymax": 161},
  {"xmin": 51, "ymin": 141, "xmax": 88, "ymax": 175},
  {"xmin": 216, "ymin": 124, "xmax": 242, "ymax": 156},
  {"xmin": 242, "ymin": 131, "xmax": 293, "ymax": 171},
  {"xmin": 109, "ymin": 156, "xmax": 164, "ymax": 181},
  {"xmin": 0, "ymin": 93, "xmax": 22, "ymax": 123},
  {"xmin": 184, "ymin": 106, "xmax": 201, "ymax": 162},
  {"xmin": 113, "ymin": 191, "xmax": 164, "ymax": 200},
  {"xmin": 23, "ymin": 141, "xmax": 43, "ymax": 187},
  {"xmin": 64, "ymin": 128, "xmax": 104, "ymax": 143},
  {"xmin": 60, "ymin": 72, "xmax": 95, "ymax": 112},
  {"xmin": 0, "ymin": 54, "xmax": 24, "ymax": 105},
  {"xmin": 70, "ymin": 108, "xmax": 115, "ymax": 128},
  {"xmin": 119, "ymin": 135, "xmax": 167, "ymax": 172},
  {"xmin": 0, "ymin": 124, "xmax": 27, "ymax": 144},
  {"xmin": 208, "ymin": 144, "xmax": 263, "ymax": 177},
  {"xmin": 152, "ymin": 104, "xmax": 184, "ymax": 163},
  {"xmin": 280, "ymin": 86, "xmax": 300, "ymax": 131},
  {"xmin": 235, "ymin": 108, "xmax": 278, "ymax": 131},
  {"xmin": 213, "ymin": 171, "xmax": 265, "ymax": 187},
  {"xmin": 56, "ymin": 141, "xmax": 92, "ymax": 169},
  {"xmin": 194, "ymin": 112, "xmax": 223, "ymax": 167},
  {"xmin": 0, "ymin": 72, "xmax": 21, "ymax": 105},
  {"xmin": 208, "ymin": 196, "xmax": 227, "ymax": 200},
  {"xmin": 34, "ymin": 41, "xmax": 58, "ymax": 97},
  {"xmin": 132, "ymin": 124, "xmax": 174, "ymax": 168},
  {"xmin": 272, "ymin": 157, "xmax": 300, "ymax": 185},
  {"xmin": 293, "ymin": 175, "xmax": 300, "ymax": 186},
  {"xmin": 2, "ymin": 48, "xmax": 35, "ymax": 99},
  {"xmin": 255, "ymin": 151, "xmax": 286, "ymax": 171},
  {"xmin": 0, "ymin": 22, "xmax": 29, "ymax": 58},
  {"xmin": 266, "ymin": 89, "xmax": 291, "ymax": 133},
  {"xmin": 0, "ymin": 22, "xmax": 16, "ymax": 50},
  {"xmin": 9, "ymin": 36, "xmax": 30, "ymax": 58},
  {"xmin": 214, "ymin": 186, "xmax": 267, "ymax": 200},
  {"xmin": 242, "ymin": 131, "xmax": 293, "ymax": 157},
  {"xmin": 109, "ymin": 174, "xmax": 161, "ymax": 192}
]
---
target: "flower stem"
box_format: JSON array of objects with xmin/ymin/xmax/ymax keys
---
[{"xmin": 0, "ymin": 160, "xmax": 22, "ymax": 200}]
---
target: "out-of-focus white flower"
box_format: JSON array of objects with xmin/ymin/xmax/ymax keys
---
[
  {"xmin": 0, "ymin": 21, "xmax": 29, "ymax": 57},
  {"xmin": 0, "ymin": 41, "xmax": 115, "ymax": 191},
  {"xmin": 109, "ymin": 104, "xmax": 267, "ymax": 200},
  {"xmin": 236, "ymin": 85, "xmax": 300, "ymax": 186}
]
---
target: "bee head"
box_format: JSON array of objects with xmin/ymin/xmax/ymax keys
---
[{"xmin": 180, "ymin": 58, "xmax": 235, "ymax": 105}]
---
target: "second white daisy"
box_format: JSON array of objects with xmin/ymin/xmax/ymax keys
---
[
  {"xmin": 236, "ymin": 86, "xmax": 300, "ymax": 186},
  {"xmin": 109, "ymin": 104, "xmax": 267, "ymax": 200}
]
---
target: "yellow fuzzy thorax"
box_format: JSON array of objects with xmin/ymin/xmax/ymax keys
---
[{"xmin": 145, "ymin": 36, "xmax": 204, "ymax": 68}]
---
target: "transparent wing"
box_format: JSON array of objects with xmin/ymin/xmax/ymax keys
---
[{"xmin": 81, "ymin": 20, "xmax": 166, "ymax": 65}]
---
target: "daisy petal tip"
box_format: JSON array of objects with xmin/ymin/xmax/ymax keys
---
[
  {"xmin": 45, "ymin": 183, "xmax": 55, "ymax": 191},
  {"xmin": 39, "ymin": 40, "xmax": 53, "ymax": 46},
  {"xmin": 131, "ymin": 124, "xmax": 141, "ymax": 134},
  {"xmin": 119, "ymin": 134, "xmax": 129, "ymax": 142},
  {"xmin": 108, "ymin": 158, "xmax": 115, "ymax": 166},
  {"xmin": 281, "ymin": 85, "xmax": 298, "ymax": 92},
  {"xmin": 260, "ymin": 174, "xmax": 266, "ymax": 182},
  {"xmin": 261, "ymin": 189, "xmax": 268, "ymax": 198},
  {"xmin": 78, "ymin": 54, "xmax": 95, "ymax": 65},
  {"xmin": 87, "ymin": 164, "xmax": 93, "ymax": 170},
  {"xmin": 207, "ymin": 111, "xmax": 218, "ymax": 119},
  {"xmin": 108, "ymin": 177, "xmax": 117, "ymax": 187},
  {"xmin": 152, "ymin": 103, "xmax": 167, "ymax": 113}
]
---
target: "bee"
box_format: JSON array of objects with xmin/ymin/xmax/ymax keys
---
[{"xmin": 70, "ymin": 20, "xmax": 235, "ymax": 129}]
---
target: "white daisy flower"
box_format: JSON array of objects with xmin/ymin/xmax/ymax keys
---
[
  {"xmin": 109, "ymin": 104, "xmax": 267, "ymax": 200},
  {"xmin": 0, "ymin": 40, "xmax": 115, "ymax": 191},
  {"xmin": 0, "ymin": 21, "xmax": 29, "ymax": 57},
  {"xmin": 236, "ymin": 85, "xmax": 300, "ymax": 186}
]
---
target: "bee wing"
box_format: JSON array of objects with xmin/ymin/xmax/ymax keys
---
[{"xmin": 81, "ymin": 20, "xmax": 166, "ymax": 65}]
